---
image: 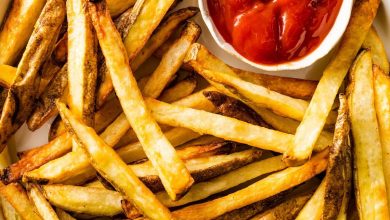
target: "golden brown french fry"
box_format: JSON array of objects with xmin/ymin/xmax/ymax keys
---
[
  {"xmin": 27, "ymin": 184, "xmax": 59, "ymax": 220},
  {"xmin": 0, "ymin": 65, "xmax": 16, "ymax": 88},
  {"xmin": 131, "ymin": 7, "xmax": 199, "ymax": 71},
  {"xmin": 157, "ymin": 155, "xmax": 287, "ymax": 207},
  {"xmin": 67, "ymin": 0, "xmax": 97, "ymax": 126},
  {"xmin": 159, "ymin": 76, "xmax": 197, "ymax": 103},
  {"xmin": 0, "ymin": 0, "xmax": 47, "ymax": 65},
  {"xmin": 89, "ymin": 1, "xmax": 192, "ymax": 200},
  {"xmin": 373, "ymin": 66, "xmax": 390, "ymax": 210},
  {"xmin": 348, "ymin": 51, "xmax": 389, "ymax": 219},
  {"xmin": 146, "ymin": 98, "xmax": 330, "ymax": 153},
  {"xmin": 185, "ymin": 43, "xmax": 318, "ymax": 100},
  {"xmin": 43, "ymin": 185, "xmax": 123, "ymax": 217},
  {"xmin": 172, "ymin": 150, "xmax": 328, "ymax": 219},
  {"xmin": 363, "ymin": 28, "xmax": 389, "ymax": 73},
  {"xmin": 295, "ymin": 179, "xmax": 326, "ymax": 220},
  {"xmin": 107, "ymin": 0, "xmax": 136, "ymax": 17},
  {"xmin": 143, "ymin": 22, "xmax": 201, "ymax": 98},
  {"xmin": 56, "ymin": 101, "xmax": 172, "ymax": 220},
  {"xmin": 51, "ymin": 34, "xmax": 68, "ymax": 66},
  {"xmin": 55, "ymin": 208, "xmax": 75, "ymax": 220},
  {"xmin": 1, "ymin": 132, "xmax": 72, "ymax": 184},
  {"xmin": 0, "ymin": 183, "xmax": 42, "ymax": 220},
  {"xmin": 284, "ymin": 0, "xmax": 381, "ymax": 166},
  {"xmin": 1, "ymin": 196, "xmax": 22, "ymax": 220},
  {"xmin": 0, "ymin": 0, "xmax": 66, "ymax": 148}
]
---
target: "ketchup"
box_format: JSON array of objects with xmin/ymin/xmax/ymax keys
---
[{"xmin": 207, "ymin": 0, "xmax": 343, "ymax": 65}]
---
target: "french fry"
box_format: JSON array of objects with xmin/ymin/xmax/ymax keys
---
[
  {"xmin": 284, "ymin": 0, "xmax": 381, "ymax": 166},
  {"xmin": 43, "ymin": 185, "xmax": 124, "ymax": 217},
  {"xmin": 322, "ymin": 94, "xmax": 352, "ymax": 220},
  {"xmin": 172, "ymin": 150, "xmax": 328, "ymax": 219},
  {"xmin": 143, "ymin": 21, "xmax": 201, "ymax": 98},
  {"xmin": 56, "ymin": 102, "xmax": 172, "ymax": 220},
  {"xmin": 363, "ymin": 28, "xmax": 389, "ymax": 73},
  {"xmin": 373, "ymin": 66, "xmax": 390, "ymax": 210},
  {"xmin": 185, "ymin": 43, "xmax": 318, "ymax": 100},
  {"xmin": 27, "ymin": 64, "xmax": 68, "ymax": 131},
  {"xmin": 348, "ymin": 51, "xmax": 389, "ymax": 219},
  {"xmin": 107, "ymin": 0, "xmax": 136, "ymax": 17},
  {"xmin": 48, "ymin": 116, "xmax": 66, "ymax": 141},
  {"xmin": 1, "ymin": 196, "xmax": 22, "ymax": 220},
  {"xmin": 295, "ymin": 179, "xmax": 326, "ymax": 220},
  {"xmin": 51, "ymin": 34, "xmax": 68, "ymax": 66},
  {"xmin": 0, "ymin": 0, "xmax": 66, "ymax": 148},
  {"xmin": 0, "ymin": 183, "xmax": 42, "ymax": 220},
  {"xmin": 0, "ymin": 0, "xmax": 47, "ymax": 65},
  {"xmin": 0, "ymin": 132, "xmax": 72, "ymax": 184},
  {"xmin": 27, "ymin": 184, "xmax": 59, "ymax": 220},
  {"xmin": 131, "ymin": 7, "xmax": 199, "ymax": 71},
  {"xmin": 55, "ymin": 208, "xmax": 75, "ymax": 220},
  {"xmin": 67, "ymin": 0, "xmax": 98, "ymax": 126},
  {"xmin": 156, "ymin": 155, "xmax": 287, "ymax": 207},
  {"xmin": 0, "ymin": 65, "xmax": 16, "ymax": 88},
  {"xmin": 159, "ymin": 76, "xmax": 197, "ymax": 103},
  {"xmin": 146, "ymin": 98, "xmax": 330, "ymax": 153},
  {"xmin": 89, "ymin": 1, "xmax": 193, "ymax": 200}
]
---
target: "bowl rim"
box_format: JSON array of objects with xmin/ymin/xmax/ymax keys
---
[{"xmin": 199, "ymin": 0, "xmax": 354, "ymax": 71}]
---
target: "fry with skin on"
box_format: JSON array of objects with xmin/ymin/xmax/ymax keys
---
[
  {"xmin": 172, "ymin": 150, "xmax": 328, "ymax": 219},
  {"xmin": 89, "ymin": 0, "xmax": 193, "ymax": 200},
  {"xmin": 363, "ymin": 28, "xmax": 389, "ymax": 73},
  {"xmin": 143, "ymin": 21, "xmax": 201, "ymax": 98},
  {"xmin": 27, "ymin": 184, "xmax": 59, "ymax": 220},
  {"xmin": 0, "ymin": 183, "xmax": 42, "ymax": 220},
  {"xmin": 0, "ymin": 0, "xmax": 66, "ymax": 148},
  {"xmin": 0, "ymin": 65, "xmax": 16, "ymax": 88},
  {"xmin": 348, "ymin": 51, "xmax": 389, "ymax": 219},
  {"xmin": 56, "ymin": 101, "xmax": 172, "ymax": 220},
  {"xmin": 373, "ymin": 66, "xmax": 390, "ymax": 210},
  {"xmin": 0, "ymin": 0, "xmax": 47, "ymax": 65},
  {"xmin": 284, "ymin": 0, "xmax": 381, "ymax": 166}
]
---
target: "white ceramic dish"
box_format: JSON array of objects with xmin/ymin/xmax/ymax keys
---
[
  {"xmin": 198, "ymin": 0, "xmax": 354, "ymax": 71},
  {"xmin": 0, "ymin": 0, "xmax": 389, "ymax": 152}
]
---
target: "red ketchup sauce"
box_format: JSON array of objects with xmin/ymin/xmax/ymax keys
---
[{"xmin": 207, "ymin": 0, "xmax": 343, "ymax": 65}]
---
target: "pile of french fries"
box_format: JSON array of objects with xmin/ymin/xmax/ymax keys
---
[{"xmin": 0, "ymin": 0, "xmax": 388, "ymax": 219}]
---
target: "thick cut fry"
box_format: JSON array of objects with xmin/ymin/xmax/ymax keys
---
[
  {"xmin": 322, "ymin": 94, "xmax": 352, "ymax": 220},
  {"xmin": 172, "ymin": 150, "xmax": 328, "ymax": 219},
  {"xmin": 107, "ymin": 0, "xmax": 136, "ymax": 17},
  {"xmin": 1, "ymin": 132, "xmax": 72, "ymax": 184},
  {"xmin": 1, "ymin": 196, "xmax": 22, "ymax": 220},
  {"xmin": 131, "ymin": 7, "xmax": 199, "ymax": 71},
  {"xmin": 284, "ymin": 0, "xmax": 381, "ymax": 166},
  {"xmin": 295, "ymin": 179, "xmax": 326, "ymax": 220},
  {"xmin": 0, "ymin": 0, "xmax": 66, "ymax": 148},
  {"xmin": 0, "ymin": 0, "xmax": 47, "ymax": 65},
  {"xmin": 373, "ymin": 66, "xmax": 390, "ymax": 210},
  {"xmin": 55, "ymin": 208, "xmax": 75, "ymax": 220},
  {"xmin": 43, "ymin": 185, "xmax": 123, "ymax": 216},
  {"xmin": 159, "ymin": 76, "xmax": 197, "ymax": 103},
  {"xmin": 348, "ymin": 51, "xmax": 389, "ymax": 219},
  {"xmin": 56, "ymin": 102, "xmax": 172, "ymax": 220},
  {"xmin": 52, "ymin": 34, "xmax": 68, "ymax": 66},
  {"xmin": 67, "ymin": 0, "xmax": 97, "ymax": 126},
  {"xmin": 0, "ymin": 183, "xmax": 42, "ymax": 220},
  {"xmin": 89, "ymin": 1, "xmax": 192, "ymax": 200},
  {"xmin": 27, "ymin": 184, "xmax": 59, "ymax": 220},
  {"xmin": 146, "ymin": 98, "xmax": 329, "ymax": 153},
  {"xmin": 363, "ymin": 28, "xmax": 389, "ymax": 73},
  {"xmin": 157, "ymin": 155, "xmax": 287, "ymax": 207},
  {"xmin": 27, "ymin": 64, "xmax": 68, "ymax": 131},
  {"xmin": 0, "ymin": 65, "xmax": 16, "ymax": 88},
  {"xmin": 143, "ymin": 22, "xmax": 201, "ymax": 98},
  {"xmin": 186, "ymin": 43, "xmax": 317, "ymax": 100}
]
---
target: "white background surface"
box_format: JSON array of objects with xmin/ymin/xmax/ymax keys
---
[{"xmin": 0, "ymin": 0, "xmax": 389, "ymax": 152}]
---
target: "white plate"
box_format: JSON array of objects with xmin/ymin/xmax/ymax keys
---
[{"xmin": 0, "ymin": 0, "xmax": 389, "ymax": 152}]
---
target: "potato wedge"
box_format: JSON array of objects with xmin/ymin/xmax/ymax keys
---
[
  {"xmin": 363, "ymin": 28, "xmax": 389, "ymax": 73},
  {"xmin": 172, "ymin": 150, "xmax": 328, "ymax": 219},
  {"xmin": 0, "ymin": 183, "xmax": 42, "ymax": 220},
  {"xmin": 348, "ymin": 51, "xmax": 389, "ymax": 219},
  {"xmin": 142, "ymin": 21, "xmax": 201, "ymax": 98},
  {"xmin": 0, "ymin": 0, "xmax": 66, "ymax": 148},
  {"xmin": 159, "ymin": 76, "xmax": 197, "ymax": 103},
  {"xmin": 27, "ymin": 184, "xmax": 59, "ymax": 220},
  {"xmin": 284, "ymin": 0, "xmax": 381, "ymax": 166},
  {"xmin": 373, "ymin": 66, "xmax": 390, "ymax": 210},
  {"xmin": 0, "ymin": 0, "xmax": 47, "ymax": 65},
  {"xmin": 89, "ymin": 1, "xmax": 192, "ymax": 200},
  {"xmin": 0, "ymin": 65, "xmax": 16, "ymax": 88},
  {"xmin": 56, "ymin": 101, "xmax": 172, "ymax": 220}
]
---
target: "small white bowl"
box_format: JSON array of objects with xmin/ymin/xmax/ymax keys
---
[{"xmin": 198, "ymin": 0, "xmax": 354, "ymax": 71}]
